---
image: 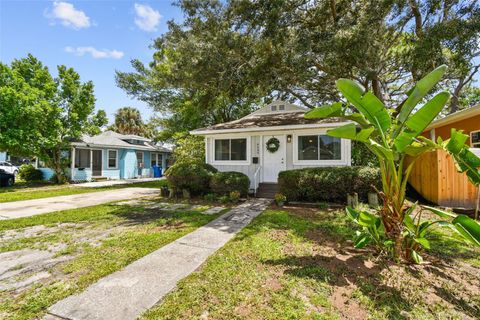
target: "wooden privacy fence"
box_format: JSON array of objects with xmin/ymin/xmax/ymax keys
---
[{"xmin": 406, "ymin": 149, "xmax": 479, "ymax": 209}]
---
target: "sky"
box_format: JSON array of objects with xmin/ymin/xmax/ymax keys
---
[{"xmin": 0, "ymin": 0, "xmax": 184, "ymax": 122}]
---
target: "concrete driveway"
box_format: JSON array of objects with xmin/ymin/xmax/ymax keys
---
[{"xmin": 0, "ymin": 188, "xmax": 159, "ymax": 220}]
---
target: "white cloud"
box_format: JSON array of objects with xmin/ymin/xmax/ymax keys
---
[
  {"xmin": 47, "ymin": 1, "xmax": 91, "ymax": 29},
  {"xmin": 65, "ymin": 46, "xmax": 124, "ymax": 59},
  {"xmin": 134, "ymin": 3, "xmax": 161, "ymax": 32}
]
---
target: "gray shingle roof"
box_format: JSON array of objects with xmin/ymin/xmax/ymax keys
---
[
  {"xmin": 192, "ymin": 111, "xmax": 344, "ymax": 133},
  {"xmin": 72, "ymin": 131, "xmax": 171, "ymax": 152}
]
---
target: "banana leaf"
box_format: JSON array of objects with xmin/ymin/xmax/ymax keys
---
[
  {"xmin": 336, "ymin": 79, "xmax": 391, "ymax": 134},
  {"xmin": 396, "ymin": 65, "xmax": 447, "ymax": 126},
  {"xmin": 326, "ymin": 123, "xmax": 374, "ymax": 142},
  {"xmin": 394, "ymin": 92, "xmax": 450, "ymax": 152},
  {"xmin": 452, "ymin": 215, "xmax": 480, "ymax": 247}
]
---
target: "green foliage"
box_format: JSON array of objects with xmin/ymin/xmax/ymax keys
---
[
  {"xmin": 164, "ymin": 161, "xmax": 213, "ymax": 195},
  {"xmin": 274, "ymin": 193, "xmax": 287, "ymax": 205},
  {"xmin": 18, "ymin": 164, "xmax": 43, "ymax": 182},
  {"xmin": 210, "ymin": 171, "xmax": 250, "ymax": 196},
  {"xmin": 306, "ymin": 65, "xmax": 480, "ymax": 263},
  {"xmin": 108, "ymin": 107, "xmax": 149, "ymax": 136},
  {"xmin": 117, "ymin": 0, "xmax": 480, "ymax": 136},
  {"xmin": 346, "ymin": 207, "xmax": 389, "ymax": 251},
  {"xmin": 0, "ymin": 55, "xmax": 105, "ymax": 183},
  {"xmin": 351, "ymin": 141, "xmax": 378, "ymax": 167},
  {"xmin": 278, "ymin": 167, "xmax": 381, "ymax": 203},
  {"xmin": 172, "ymin": 133, "xmax": 206, "ymax": 163},
  {"xmin": 229, "ymin": 191, "xmax": 241, "ymax": 204}
]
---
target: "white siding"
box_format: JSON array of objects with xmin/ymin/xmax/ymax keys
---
[{"xmin": 204, "ymin": 128, "xmax": 351, "ymax": 188}]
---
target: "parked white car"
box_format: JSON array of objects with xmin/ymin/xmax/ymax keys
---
[{"xmin": 0, "ymin": 162, "xmax": 19, "ymax": 175}]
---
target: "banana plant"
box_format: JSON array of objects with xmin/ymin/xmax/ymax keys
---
[{"xmin": 305, "ymin": 65, "xmax": 480, "ymax": 263}]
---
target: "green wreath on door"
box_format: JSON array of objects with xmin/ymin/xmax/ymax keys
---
[{"xmin": 266, "ymin": 137, "xmax": 280, "ymax": 153}]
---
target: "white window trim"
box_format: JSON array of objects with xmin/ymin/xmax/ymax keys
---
[
  {"xmin": 136, "ymin": 151, "xmax": 144, "ymax": 166},
  {"xmin": 293, "ymin": 132, "xmax": 350, "ymax": 166},
  {"xmin": 470, "ymin": 129, "xmax": 480, "ymax": 147},
  {"xmin": 74, "ymin": 148, "xmax": 91, "ymax": 169},
  {"xmin": 107, "ymin": 149, "xmax": 118, "ymax": 169},
  {"xmin": 211, "ymin": 136, "xmax": 251, "ymax": 165},
  {"xmin": 151, "ymin": 152, "xmax": 157, "ymax": 166}
]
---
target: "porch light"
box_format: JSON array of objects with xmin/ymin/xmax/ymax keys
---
[{"xmin": 287, "ymin": 135, "xmax": 292, "ymax": 143}]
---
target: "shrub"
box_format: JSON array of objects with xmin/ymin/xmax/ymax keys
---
[
  {"xmin": 229, "ymin": 191, "xmax": 241, "ymax": 203},
  {"xmin": 210, "ymin": 171, "xmax": 250, "ymax": 196},
  {"xmin": 278, "ymin": 166, "xmax": 381, "ymax": 203},
  {"xmin": 18, "ymin": 164, "xmax": 43, "ymax": 182},
  {"xmin": 164, "ymin": 161, "xmax": 213, "ymax": 195},
  {"xmin": 274, "ymin": 193, "xmax": 287, "ymax": 205},
  {"xmin": 203, "ymin": 193, "xmax": 217, "ymax": 202}
]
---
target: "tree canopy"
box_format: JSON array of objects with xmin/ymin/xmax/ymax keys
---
[
  {"xmin": 0, "ymin": 54, "xmax": 106, "ymax": 182},
  {"xmin": 116, "ymin": 0, "xmax": 480, "ymax": 138}
]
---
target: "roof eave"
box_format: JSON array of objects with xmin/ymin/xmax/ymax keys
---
[
  {"xmin": 71, "ymin": 142, "xmax": 169, "ymax": 152},
  {"xmin": 190, "ymin": 121, "xmax": 351, "ymax": 135},
  {"xmin": 425, "ymin": 104, "xmax": 480, "ymax": 131}
]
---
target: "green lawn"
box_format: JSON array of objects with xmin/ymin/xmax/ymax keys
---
[
  {"xmin": 0, "ymin": 179, "xmax": 168, "ymax": 203},
  {"xmin": 0, "ymin": 199, "xmax": 224, "ymax": 320},
  {"xmin": 142, "ymin": 206, "xmax": 480, "ymax": 320}
]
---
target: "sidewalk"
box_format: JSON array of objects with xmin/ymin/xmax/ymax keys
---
[
  {"xmin": 46, "ymin": 198, "xmax": 271, "ymax": 320},
  {"xmin": 0, "ymin": 188, "xmax": 159, "ymax": 219},
  {"xmin": 75, "ymin": 177, "xmax": 163, "ymax": 188}
]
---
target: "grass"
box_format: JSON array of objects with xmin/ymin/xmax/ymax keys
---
[
  {"xmin": 0, "ymin": 179, "xmax": 168, "ymax": 203},
  {"xmin": 0, "ymin": 199, "xmax": 223, "ymax": 320},
  {"xmin": 141, "ymin": 206, "xmax": 480, "ymax": 320}
]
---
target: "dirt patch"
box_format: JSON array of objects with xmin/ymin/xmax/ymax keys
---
[
  {"xmin": 265, "ymin": 207, "xmax": 480, "ymax": 319},
  {"xmin": 331, "ymin": 285, "xmax": 368, "ymax": 320}
]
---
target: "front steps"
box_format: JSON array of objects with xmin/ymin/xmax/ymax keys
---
[{"xmin": 256, "ymin": 183, "xmax": 279, "ymax": 198}]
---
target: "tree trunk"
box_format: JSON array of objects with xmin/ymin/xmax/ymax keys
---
[
  {"xmin": 371, "ymin": 78, "xmax": 383, "ymax": 102},
  {"xmin": 449, "ymin": 78, "xmax": 464, "ymax": 114}
]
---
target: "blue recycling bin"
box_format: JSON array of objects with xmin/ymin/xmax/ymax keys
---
[{"xmin": 152, "ymin": 165, "xmax": 162, "ymax": 178}]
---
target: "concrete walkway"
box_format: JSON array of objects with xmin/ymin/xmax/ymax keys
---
[
  {"xmin": 46, "ymin": 198, "xmax": 271, "ymax": 320},
  {"xmin": 75, "ymin": 177, "xmax": 164, "ymax": 188},
  {"xmin": 0, "ymin": 188, "xmax": 159, "ymax": 220}
]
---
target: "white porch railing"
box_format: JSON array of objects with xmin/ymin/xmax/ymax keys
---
[{"xmin": 253, "ymin": 166, "xmax": 261, "ymax": 196}]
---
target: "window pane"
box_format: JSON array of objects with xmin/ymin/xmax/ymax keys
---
[
  {"xmin": 230, "ymin": 139, "xmax": 247, "ymax": 160},
  {"xmin": 108, "ymin": 150, "xmax": 117, "ymax": 168},
  {"xmin": 75, "ymin": 149, "xmax": 90, "ymax": 168},
  {"xmin": 320, "ymin": 136, "xmax": 341, "ymax": 160},
  {"xmin": 136, "ymin": 152, "xmax": 143, "ymax": 165},
  {"xmin": 215, "ymin": 140, "xmax": 230, "ymax": 160},
  {"xmin": 471, "ymin": 131, "xmax": 480, "ymax": 145},
  {"xmin": 151, "ymin": 153, "xmax": 157, "ymax": 167},
  {"xmin": 158, "ymin": 154, "xmax": 163, "ymax": 167},
  {"xmin": 298, "ymin": 136, "xmax": 318, "ymax": 160}
]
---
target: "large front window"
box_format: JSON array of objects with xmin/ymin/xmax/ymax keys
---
[
  {"xmin": 298, "ymin": 135, "xmax": 341, "ymax": 161},
  {"xmin": 214, "ymin": 138, "xmax": 247, "ymax": 161},
  {"xmin": 75, "ymin": 149, "xmax": 90, "ymax": 168}
]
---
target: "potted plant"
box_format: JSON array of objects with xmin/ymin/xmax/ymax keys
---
[{"xmin": 274, "ymin": 193, "xmax": 287, "ymax": 207}]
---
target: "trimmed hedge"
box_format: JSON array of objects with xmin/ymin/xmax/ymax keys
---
[
  {"xmin": 18, "ymin": 164, "xmax": 43, "ymax": 182},
  {"xmin": 278, "ymin": 166, "xmax": 381, "ymax": 203},
  {"xmin": 210, "ymin": 171, "xmax": 250, "ymax": 196},
  {"xmin": 164, "ymin": 161, "xmax": 215, "ymax": 195}
]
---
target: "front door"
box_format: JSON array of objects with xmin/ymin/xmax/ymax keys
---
[
  {"xmin": 92, "ymin": 150, "xmax": 102, "ymax": 176},
  {"xmin": 262, "ymin": 135, "xmax": 286, "ymax": 182}
]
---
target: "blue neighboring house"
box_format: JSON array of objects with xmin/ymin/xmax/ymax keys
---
[{"xmin": 37, "ymin": 131, "xmax": 171, "ymax": 182}]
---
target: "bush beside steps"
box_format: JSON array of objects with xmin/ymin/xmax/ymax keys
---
[
  {"xmin": 278, "ymin": 166, "xmax": 381, "ymax": 203},
  {"xmin": 165, "ymin": 161, "xmax": 250, "ymax": 203}
]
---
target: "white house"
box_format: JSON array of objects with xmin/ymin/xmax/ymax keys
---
[{"xmin": 190, "ymin": 100, "xmax": 352, "ymax": 195}]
